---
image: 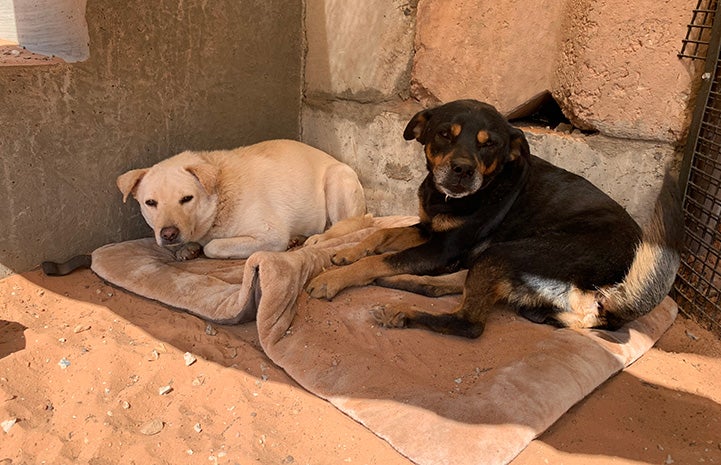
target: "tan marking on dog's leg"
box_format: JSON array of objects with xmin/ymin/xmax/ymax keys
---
[
  {"xmin": 375, "ymin": 270, "xmax": 467, "ymax": 297},
  {"xmin": 332, "ymin": 226, "xmax": 425, "ymax": 265},
  {"xmin": 307, "ymin": 254, "xmax": 398, "ymax": 300},
  {"xmin": 305, "ymin": 214, "xmax": 374, "ymax": 246}
]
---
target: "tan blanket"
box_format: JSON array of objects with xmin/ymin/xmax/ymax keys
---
[{"xmin": 91, "ymin": 216, "xmax": 677, "ymax": 465}]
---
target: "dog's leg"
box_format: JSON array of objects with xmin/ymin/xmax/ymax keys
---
[
  {"xmin": 203, "ymin": 234, "xmax": 288, "ymax": 259},
  {"xmin": 374, "ymin": 270, "xmax": 467, "ymax": 297},
  {"xmin": 371, "ymin": 261, "xmax": 509, "ymax": 338},
  {"xmin": 332, "ymin": 225, "xmax": 427, "ymax": 265},
  {"xmin": 307, "ymin": 231, "xmax": 450, "ymax": 300}
]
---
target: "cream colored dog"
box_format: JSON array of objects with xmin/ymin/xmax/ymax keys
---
[{"xmin": 116, "ymin": 139, "xmax": 367, "ymax": 260}]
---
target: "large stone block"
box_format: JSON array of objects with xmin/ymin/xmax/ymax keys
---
[
  {"xmin": 412, "ymin": 0, "xmax": 568, "ymax": 114},
  {"xmin": 524, "ymin": 126, "xmax": 679, "ymax": 223},
  {"xmin": 553, "ymin": 0, "xmax": 696, "ymax": 142},
  {"xmin": 304, "ymin": 0, "xmax": 416, "ymax": 100},
  {"xmin": 302, "ymin": 101, "xmax": 426, "ymax": 216}
]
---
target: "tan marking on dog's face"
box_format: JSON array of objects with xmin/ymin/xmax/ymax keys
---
[
  {"xmin": 425, "ymin": 144, "xmax": 454, "ymax": 170},
  {"xmin": 479, "ymin": 158, "xmax": 499, "ymax": 176},
  {"xmin": 450, "ymin": 123, "xmax": 462, "ymax": 137},
  {"xmin": 477, "ymin": 130, "xmax": 490, "ymax": 145}
]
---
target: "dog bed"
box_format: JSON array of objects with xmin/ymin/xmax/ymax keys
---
[{"xmin": 91, "ymin": 215, "xmax": 677, "ymax": 465}]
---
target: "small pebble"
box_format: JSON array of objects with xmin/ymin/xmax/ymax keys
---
[
  {"xmin": 73, "ymin": 324, "xmax": 91, "ymax": 334},
  {"xmin": 58, "ymin": 358, "xmax": 71, "ymax": 369},
  {"xmin": 139, "ymin": 419, "xmax": 164, "ymax": 435},
  {"xmin": 1, "ymin": 418, "xmax": 17, "ymax": 433},
  {"xmin": 194, "ymin": 423, "xmax": 202, "ymax": 433},
  {"xmin": 184, "ymin": 352, "xmax": 197, "ymax": 366},
  {"xmin": 205, "ymin": 324, "xmax": 217, "ymax": 336},
  {"xmin": 158, "ymin": 385, "xmax": 173, "ymax": 396}
]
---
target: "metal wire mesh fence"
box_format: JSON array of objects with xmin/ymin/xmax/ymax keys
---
[{"xmin": 673, "ymin": 0, "xmax": 721, "ymax": 336}]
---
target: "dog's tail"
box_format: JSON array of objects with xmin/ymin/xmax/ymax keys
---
[
  {"xmin": 598, "ymin": 170, "xmax": 684, "ymax": 328},
  {"xmin": 42, "ymin": 254, "xmax": 93, "ymax": 276}
]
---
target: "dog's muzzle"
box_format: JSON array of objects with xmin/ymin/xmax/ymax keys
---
[
  {"xmin": 159, "ymin": 226, "xmax": 182, "ymax": 246},
  {"xmin": 435, "ymin": 158, "xmax": 483, "ymax": 198}
]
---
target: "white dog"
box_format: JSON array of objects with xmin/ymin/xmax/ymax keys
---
[{"xmin": 116, "ymin": 139, "xmax": 367, "ymax": 260}]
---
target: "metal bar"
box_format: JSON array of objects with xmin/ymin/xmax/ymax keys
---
[{"xmin": 679, "ymin": 1, "xmax": 721, "ymax": 194}]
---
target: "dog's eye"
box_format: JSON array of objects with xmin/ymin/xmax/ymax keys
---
[
  {"xmin": 437, "ymin": 130, "xmax": 451, "ymax": 141},
  {"xmin": 180, "ymin": 195, "xmax": 194, "ymax": 204},
  {"xmin": 145, "ymin": 199, "xmax": 157, "ymax": 207},
  {"xmin": 478, "ymin": 139, "xmax": 496, "ymax": 148}
]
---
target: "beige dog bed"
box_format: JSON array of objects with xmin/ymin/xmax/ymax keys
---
[{"xmin": 91, "ymin": 216, "xmax": 677, "ymax": 465}]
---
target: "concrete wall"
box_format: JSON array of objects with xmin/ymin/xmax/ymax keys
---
[
  {"xmin": 302, "ymin": 0, "xmax": 699, "ymax": 221},
  {"xmin": 0, "ymin": 0, "xmax": 303, "ymax": 276}
]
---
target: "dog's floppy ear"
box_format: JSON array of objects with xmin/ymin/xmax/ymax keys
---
[
  {"xmin": 404, "ymin": 108, "xmax": 432, "ymax": 143},
  {"xmin": 508, "ymin": 126, "xmax": 530, "ymax": 161},
  {"xmin": 116, "ymin": 168, "xmax": 149, "ymax": 203},
  {"xmin": 186, "ymin": 163, "xmax": 219, "ymax": 195}
]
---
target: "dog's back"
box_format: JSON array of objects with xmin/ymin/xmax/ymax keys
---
[{"xmin": 205, "ymin": 139, "xmax": 365, "ymax": 239}]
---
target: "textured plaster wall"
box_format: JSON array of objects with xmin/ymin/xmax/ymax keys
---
[{"xmin": 0, "ymin": 0, "xmax": 302, "ymax": 276}]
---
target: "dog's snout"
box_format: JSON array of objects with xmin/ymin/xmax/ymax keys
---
[
  {"xmin": 450, "ymin": 157, "xmax": 476, "ymax": 178},
  {"xmin": 160, "ymin": 226, "xmax": 180, "ymax": 243}
]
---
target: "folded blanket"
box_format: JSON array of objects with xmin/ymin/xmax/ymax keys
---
[{"xmin": 91, "ymin": 216, "xmax": 677, "ymax": 465}]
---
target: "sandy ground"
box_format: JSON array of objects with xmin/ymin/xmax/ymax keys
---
[{"xmin": 0, "ymin": 268, "xmax": 720, "ymax": 465}]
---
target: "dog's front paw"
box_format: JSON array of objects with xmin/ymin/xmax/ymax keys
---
[
  {"xmin": 306, "ymin": 270, "xmax": 346, "ymax": 300},
  {"xmin": 304, "ymin": 233, "xmax": 324, "ymax": 247},
  {"xmin": 370, "ymin": 304, "xmax": 408, "ymax": 329},
  {"xmin": 174, "ymin": 242, "xmax": 203, "ymax": 261},
  {"xmin": 331, "ymin": 245, "xmax": 370, "ymax": 266}
]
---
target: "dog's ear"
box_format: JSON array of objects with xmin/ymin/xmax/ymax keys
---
[
  {"xmin": 404, "ymin": 109, "xmax": 432, "ymax": 143},
  {"xmin": 186, "ymin": 163, "xmax": 219, "ymax": 195},
  {"xmin": 116, "ymin": 169, "xmax": 148, "ymax": 203},
  {"xmin": 508, "ymin": 126, "xmax": 530, "ymax": 161}
]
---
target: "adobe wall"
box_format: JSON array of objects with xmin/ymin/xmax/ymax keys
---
[
  {"xmin": 302, "ymin": 0, "xmax": 700, "ymax": 223},
  {"xmin": 0, "ymin": 0, "xmax": 303, "ymax": 276}
]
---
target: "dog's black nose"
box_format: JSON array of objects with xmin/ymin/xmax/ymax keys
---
[
  {"xmin": 160, "ymin": 226, "xmax": 179, "ymax": 243},
  {"xmin": 450, "ymin": 158, "xmax": 476, "ymax": 178}
]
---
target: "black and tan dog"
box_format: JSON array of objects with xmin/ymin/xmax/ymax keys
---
[{"xmin": 307, "ymin": 99, "xmax": 683, "ymax": 338}]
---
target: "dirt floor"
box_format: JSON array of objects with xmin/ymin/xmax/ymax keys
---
[{"xmin": 0, "ymin": 268, "xmax": 720, "ymax": 465}]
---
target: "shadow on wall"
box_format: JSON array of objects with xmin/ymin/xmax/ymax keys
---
[{"xmin": 0, "ymin": 0, "xmax": 90, "ymax": 62}]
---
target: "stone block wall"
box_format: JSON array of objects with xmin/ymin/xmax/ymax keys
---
[{"xmin": 302, "ymin": 0, "xmax": 700, "ymax": 219}]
